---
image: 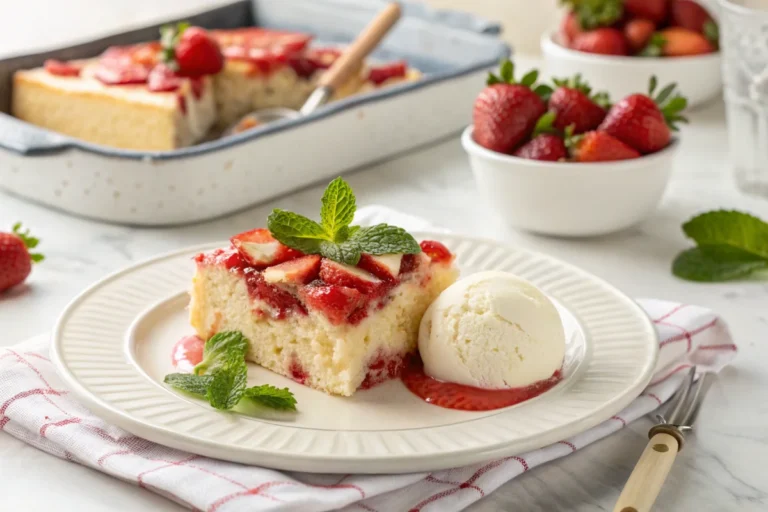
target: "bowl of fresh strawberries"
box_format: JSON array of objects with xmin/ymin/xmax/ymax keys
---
[
  {"xmin": 542, "ymin": 0, "xmax": 721, "ymax": 108},
  {"xmin": 462, "ymin": 61, "xmax": 686, "ymax": 237}
]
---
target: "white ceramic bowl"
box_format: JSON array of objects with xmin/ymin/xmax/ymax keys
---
[
  {"xmin": 462, "ymin": 126, "xmax": 678, "ymax": 237},
  {"xmin": 541, "ymin": 32, "xmax": 722, "ymax": 108}
]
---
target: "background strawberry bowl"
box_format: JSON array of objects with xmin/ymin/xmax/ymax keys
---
[
  {"xmin": 542, "ymin": 0, "xmax": 721, "ymax": 108},
  {"xmin": 462, "ymin": 61, "xmax": 685, "ymax": 237}
]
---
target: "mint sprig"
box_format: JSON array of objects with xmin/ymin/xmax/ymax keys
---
[
  {"xmin": 268, "ymin": 177, "xmax": 421, "ymax": 265},
  {"xmin": 243, "ymin": 385, "xmax": 297, "ymax": 411},
  {"xmin": 164, "ymin": 331, "xmax": 298, "ymax": 415},
  {"xmin": 672, "ymin": 210, "xmax": 768, "ymax": 282},
  {"xmin": 193, "ymin": 331, "xmax": 249, "ymax": 376}
]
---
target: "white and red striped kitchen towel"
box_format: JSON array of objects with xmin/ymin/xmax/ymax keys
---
[{"xmin": 0, "ymin": 207, "xmax": 738, "ymax": 512}]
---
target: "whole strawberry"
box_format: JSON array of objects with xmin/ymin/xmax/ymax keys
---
[
  {"xmin": 624, "ymin": 19, "xmax": 657, "ymax": 54},
  {"xmin": 473, "ymin": 60, "xmax": 550, "ymax": 154},
  {"xmin": 643, "ymin": 27, "xmax": 716, "ymax": 57},
  {"xmin": 624, "ymin": 0, "xmax": 668, "ymax": 24},
  {"xmin": 598, "ymin": 77, "xmax": 688, "ymax": 154},
  {"xmin": 549, "ymin": 74, "xmax": 610, "ymax": 134},
  {"xmin": 513, "ymin": 113, "xmax": 569, "ymax": 162},
  {"xmin": 0, "ymin": 223, "xmax": 44, "ymax": 292},
  {"xmin": 569, "ymin": 131, "xmax": 641, "ymax": 162},
  {"xmin": 572, "ymin": 28, "xmax": 628, "ymax": 56},
  {"xmin": 670, "ymin": 0, "xmax": 719, "ymax": 44},
  {"xmin": 161, "ymin": 23, "xmax": 223, "ymax": 77}
]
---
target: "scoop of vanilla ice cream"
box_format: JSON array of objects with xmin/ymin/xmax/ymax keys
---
[{"xmin": 418, "ymin": 271, "xmax": 565, "ymax": 389}]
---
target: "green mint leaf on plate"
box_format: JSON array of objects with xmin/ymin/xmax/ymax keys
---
[
  {"xmin": 267, "ymin": 209, "xmax": 328, "ymax": 254},
  {"xmin": 351, "ymin": 224, "xmax": 421, "ymax": 256},
  {"xmin": 206, "ymin": 357, "xmax": 248, "ymax": 410},
  {"xmin": 683, "ymin": 210, "xmax": 768, "ymax": 260},
  {"xmin": 194, "ymin": 331, "xmax": 249, "ymax": 376},
  {"xmin": 320, "ymin": 177, "xmax": 356, "ymax": 241},
  {"xmin": 673, "ymin": 246, "xmax": 768, "ymax": 282},
  {"xmin": 164, "ymin": 373, "xmax": 213, "ymax": 396},
  {"xmin": 243, "ymin": 385, "xmax": 297, "ymax": 411}
]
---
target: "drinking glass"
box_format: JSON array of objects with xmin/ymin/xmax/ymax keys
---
[{"xmin": 720, "ymin": 0, "xmax": 768, "ymax": 198}]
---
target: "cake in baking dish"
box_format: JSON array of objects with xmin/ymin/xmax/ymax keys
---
[{"xmin": 12, "ymin": 25, "xmax": 420, "ymax": 150}]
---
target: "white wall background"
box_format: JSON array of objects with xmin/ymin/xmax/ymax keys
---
[{"xmin": 0, "ymin": 0, "xmax": 563, "ymax": 58}]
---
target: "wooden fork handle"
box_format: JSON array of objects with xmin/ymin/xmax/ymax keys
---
[
  {"xmin": 613, "ymin": 432, "xmax": 681, "ymax": 512},
  {"xmin": 318, "ymin": 2, "xmax": 401, "ymax": 90}
]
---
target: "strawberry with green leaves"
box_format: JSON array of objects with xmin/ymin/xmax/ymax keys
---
[
  {"xmin": 670, "ymin": 0, "xmax": 719, "ymax": 45},
  {"xmin": 0, "ymin": 223, "xmax": 44, "ymax": 292},
  {"xmin": 642, "ymin": 27, "xmax": 715, "ymax": 57},
  {"xmin": 549, "ymin": 74, "xmax": 610, "ymax": 134},
  {"xmin": 160, "ymin": 22, "xmax": 224, "ymax": 78},
  {"xmin": 472, "ymin": 60, "xmax": 551, "ymax": 154},
  {"xmin": 598, "ymin": 76, "xmax": 687, "ymax": 154},
  {"xmin": 560, "ymin": 0, "xmax": 624, "ymax": 31},
  {"xmin": 513, "ymin": 112, "xmax": 569, "ymax": 162}
]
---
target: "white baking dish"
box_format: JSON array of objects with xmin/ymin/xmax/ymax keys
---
[{"xmin": 0, "ymin": 0, "xmax": 509, "ymax": 226}]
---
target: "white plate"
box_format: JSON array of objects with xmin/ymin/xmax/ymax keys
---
[{"xmin": 52, "ymin": 232, "xmax": 658, "ymax": 474}]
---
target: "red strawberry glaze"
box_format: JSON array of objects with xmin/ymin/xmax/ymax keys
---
[
  {"xmin": 171, "ymin": 335, "xmax": 205, "ymax": 372},
  {"xmin": 419, "ymin": 240, "xmax": 453, "ymax": 264},
  {"xmin": 243, "ymin": 268, "xmax": 307, "ymax": 319},
  {"xmin": 402, "ymin": 358, "xmax": 562, "ymax": 411},
  {"xmin": 44, "ymin": 59, "xmax": 81, "ymax": 77},
  {"xmin": 288, "ymin": 355, "xmax": 309, "ymax": 385},
  {"xmin": 368, "ymin": 61, "xmax": 407, "ymax": 85},
  {"xmin": 360, "ymin": 351, "xmax": 409, "ymax": 389}
]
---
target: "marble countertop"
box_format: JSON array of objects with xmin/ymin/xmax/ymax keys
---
[{"xmin": 1, "ymin": 97, "xmax": 767, "ymax": 511}]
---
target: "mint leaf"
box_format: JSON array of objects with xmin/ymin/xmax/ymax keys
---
[
  {"xmin": 194, "ymin": 331, "xmax": 249, "ymax": 376},
  {"xmin": 243, "ymin": 385, "xmax": 297, "ymax": 411},
  {"xmin": 164, "ymin": 373, "xmax": 213, "ymax": 396},
  {"xmin": 320, "ymin": 177, "xmax": 356, "ymax": 240},
  {"xmin": 267, "ymin": 209, "xmax": 328, "ymax": 254},
  {"xmin": 673, "ymin": 246, "xmax": 768, "ymax": 282},
  {"xmin": 351, "ymin": 224, "xmax": 421, "ymax": 256},
  {"xmin": 206, "ymin": 358, "xmax": 248, "ymax": 410},
  {"xmin": 319, "ymin": 239, "xmax": 362, "ymax": 265},
  {"xmin": 683, "ymin": 210, "xmax": 768, "ymax": 260}
]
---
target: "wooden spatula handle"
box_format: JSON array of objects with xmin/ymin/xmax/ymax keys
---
[
  {"xmin": 613, "ymin": 432, "xmax": 681, "ymax": 512},
  {"xmin": 318, "ymin": 3, "xmax": 402, "ymax": 90}
]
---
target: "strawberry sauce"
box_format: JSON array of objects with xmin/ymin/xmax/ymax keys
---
[
  {"xmin": 171, "ymin": 335, "xmax": 205, "ymax": 372},
  {"xmin": 402, "ymin": 358, "xmax": 562, "ymax": 411}
]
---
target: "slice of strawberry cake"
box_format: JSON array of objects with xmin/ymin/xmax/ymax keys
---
[{"xmin": 189, "ymin": 179, "xmax": 458, "ymax": 396}]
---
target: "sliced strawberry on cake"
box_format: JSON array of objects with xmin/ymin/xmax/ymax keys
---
[{"xmin": 189, "ymin": 178, "xmax": 458, "ymax": 396}]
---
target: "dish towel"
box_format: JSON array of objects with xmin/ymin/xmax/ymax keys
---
[{"xmin": 0, "ymin": 206, "xmax": 738, "ymax": 512}]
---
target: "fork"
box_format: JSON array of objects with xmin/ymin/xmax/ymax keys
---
[{"xmin": 614, "ymin": 367, "xmax": 715, "ymax": 512}]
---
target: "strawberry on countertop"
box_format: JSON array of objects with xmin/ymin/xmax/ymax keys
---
[
  {"xmin": 598, "ymin": 76, "xmax": 688, "ymax": 154},
  {"xmin": 0, "ymin": 223, "xmax": 44, "ymax": 292},
  {"xmin": 472, "ymin": 60, "xmax": 550, "ymax": 154},
  {"xmin": 549, "ymin": 74, "xmax": 610, "ymax": 134}
]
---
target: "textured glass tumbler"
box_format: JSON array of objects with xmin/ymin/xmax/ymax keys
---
[{"xmin": 721, "ymin": 0, "xmax": 768, "ymax": 198}]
